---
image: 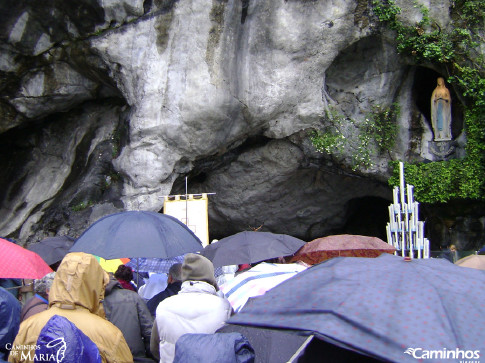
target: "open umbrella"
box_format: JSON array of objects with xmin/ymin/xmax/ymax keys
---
[
  {"xmin": 0, "ymin": 238, "xmax": 53, "ymax": 279},
  {"xmin": 27, "ymin": 235, "xmax": 75, "ymax": 266},
  {"xmin": 200, "ymin": 231, "xmax": 306, "ymax": 268},
  {"xmin": 69, "ymin": 211, "xmax": 203, "ymax": 259},
  {"xmin": 288, "ymin": 234, "xmax": 395, "ymax": 265},
  {"xmin": 455, "ymin": 254, "xmax": 485, "ymax": 270},
  {"xmin": 228, "ymin": 253, "xmax": 485, "ymax": 363},
  {"xmin": 125, "ymin": 255, "xmax": 224, "ymax": 279},
  {"xmin": 220, "ymin": 262, "xmax": 307, "ymax": 313},
  {"xmin": 126, "ymin": 255, "xmax": 185, "ymax": 274},
  {"xmin": 93, "ymin": 255, "xmax": 131, "ymax": 273}
]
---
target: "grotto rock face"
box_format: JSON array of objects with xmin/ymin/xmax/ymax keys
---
[
  {"xmin": 0, "ymin": 0, "xmax": 482, "ymax": 249},
  {"xmin": 176, "ymin": 136, "xmax": 391, "ymax": 240}
]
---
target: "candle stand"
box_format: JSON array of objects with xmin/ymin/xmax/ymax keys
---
[{"xmin": 386, "ymin": 162, "xmax": 430, "ymax": 258}]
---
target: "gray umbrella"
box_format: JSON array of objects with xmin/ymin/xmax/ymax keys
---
[
  {"xmin": 27, "ymin": 236, "xmax": 75, "ymax": 266},
  {"xmin": 69, "ymin": 211, "xmax": 203, "ymax": 259},
  {"xmin": 200, "ymin": 231, "xmax": 306, "ymax": 267}
]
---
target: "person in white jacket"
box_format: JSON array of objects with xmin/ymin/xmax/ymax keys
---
[{"xmin": 150, "ymin": 253, "xmax": 232, "ymax": 363}]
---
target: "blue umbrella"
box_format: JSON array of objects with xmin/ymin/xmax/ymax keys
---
[
  {"xmin": 228, "ymin": 254, "xmax": 485, "ymax": 363},
  {"xmin": 69, "ymin": 211, "xmax": 203, "ymax": 259}
]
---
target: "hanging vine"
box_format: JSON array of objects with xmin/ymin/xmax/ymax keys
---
[{"xmin": 311, "ymin": 104, "xmax": 400, "ymax": 171}]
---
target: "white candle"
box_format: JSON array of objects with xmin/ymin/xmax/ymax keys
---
[
  {"xmin": 408, "ymin": 229, "xmax": 413, "ymax": 258},
  {"xmin": 407, "ymin": 184, "xmax": 411, "ymax": 206},
  {"xmin": 409, "ymin": 204, "xmax": 415, "ymax": 230},
  {"xmin": 404, "ymin": 203, "xmax": 409, "ymax": 232},
  {"xmin": 417, "ymin": 235, "xmax": 422, "ymax": 259},
  {"xmin": 410, "ymin": 220, "xmax": 414, "ymax": 254},
  {"xmin": 399, "ymin": 162, "xmax": 405, "ymax": 207},
  {"xmin": 414, "ymin": 202, "xmax": 419, "ymax": 227},
  {"xmin": 393, "ymin": 228, "xmax": 399, "ymax": 253},
  {"xmin": 401, "ymin": 221, "xmax": 405, "ymax": 257}
]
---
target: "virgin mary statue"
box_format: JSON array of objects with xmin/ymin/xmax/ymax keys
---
[{"xmin": 431, "ymin": 77, "xmax": 452, "ymax": 141}]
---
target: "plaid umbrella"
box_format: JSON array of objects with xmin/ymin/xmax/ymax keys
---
[
  {"xmin": 288, "ymin": 234, "xmax": 395, "ymax": 265},
  {"xmin": 126, "ymin": 255, "xmax": 185, "ymax": 274},
  {"xmin": 126, "ymin": 255, "xmax": 224, "ymax": 276},
  {"xmin": 0, "ymin": 238, "xmax": 53, "ymax": 279},
  {"xmin": 228, "ymin": 253, "xmax": 485, "ymax": 362}
]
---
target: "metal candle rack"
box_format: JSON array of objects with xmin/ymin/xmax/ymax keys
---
[{"xmin": 386, "ymin": 162, "xmax": 430, "ymax": 258}]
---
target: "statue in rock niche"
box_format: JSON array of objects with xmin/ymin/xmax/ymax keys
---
[{"xmin": 430, "ymin": 77, "xmax": 452, "ymax": 141}]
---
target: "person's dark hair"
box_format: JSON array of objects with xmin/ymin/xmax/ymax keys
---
[
  {"xmin": 114, "ymin": 265, "xmax": 133, "ymax": 282},
  {"xmin": 168, "ymin": 263, "xmax": 183, "ymax": 282}
]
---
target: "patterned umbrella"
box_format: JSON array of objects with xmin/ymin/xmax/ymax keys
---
[
  {"xmin": 220, "ymin": 262, "xmax": 307, "ymax": 313},
  {"xmin": 126, "ymin": 255, "xmax": 185, "ymax": 274},
  {"xmin": 125, "ymin": 255, "xmax": 224, "ymax": 277},
  {"xmin": 288, "ymin": 234, "xmax": 395, "ymax": 265},
  {"xmin": 0, "ymin": 238, "xmax": 53, "ymax": 279},
  {"xmin": 228, "ymin": 254, "xmax": 485, "ymax": 362}
]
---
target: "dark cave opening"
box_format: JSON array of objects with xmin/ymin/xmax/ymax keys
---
[
  {"xmin": 339, "ymin": 196, "xmax": 391, "ymax": 241},
  {"xmin": 169, "ymin": 135, "xmax": 273, "ymax": 198}
]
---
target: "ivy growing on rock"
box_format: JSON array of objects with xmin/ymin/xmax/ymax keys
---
[
  {"xmin": 373, "ymin": 0, "xmax": 485, "ymax": 202},
  {"xmin": 311, "ymin": 104, "xmax": 399, "ymax": 171}
]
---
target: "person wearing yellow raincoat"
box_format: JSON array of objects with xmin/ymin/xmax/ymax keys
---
[{"xmin": 8, "ymin": 252, "xmax": 133, "ymax": 363}]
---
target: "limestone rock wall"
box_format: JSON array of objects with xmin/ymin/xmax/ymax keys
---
[{"xmin": 0, "ymin": 0, "xmax": 482, "ymax": 250}]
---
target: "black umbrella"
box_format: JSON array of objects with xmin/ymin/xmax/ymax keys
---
[
  {"xmin": 27, "ymin": 236, "xmax": 75, "ymax": 266},
  {"xmin": 200, "ymin": 231, "xmax": 306, "ymax": 267},
  {"xmin": 69, "ymin": 211, "xmax": 203, "ymax": 259}
]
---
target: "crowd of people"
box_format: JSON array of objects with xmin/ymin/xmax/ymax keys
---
[
  {"xmin": 1, "ymin": 252, "xmax": 247, "ymax": 363},
  {"xmin": 3, "ymin": 240, "xmax": 483, "ymax": 362}
]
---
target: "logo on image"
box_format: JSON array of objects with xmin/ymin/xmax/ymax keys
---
[{"xmin": 404, "ymin": 347, "xmax": 480, "ymax": 362}]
